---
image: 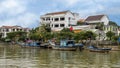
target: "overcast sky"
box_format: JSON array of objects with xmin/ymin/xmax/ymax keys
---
[{"xmin": 0, "ymin": 0, "xmax": 120, "ymax": 28}]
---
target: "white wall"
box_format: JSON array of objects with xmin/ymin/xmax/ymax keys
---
[
  {"xmin": 101, "ymin": 16, "xmax": 109, "ymax": 25},
  {"xmin": 40, "ymin": 11, "xmax": 79, "ymax": 31},
  {"xmin": 65, "ymin": 12, "xmax": 76, "ymax": 26},
  {"xmin": 85, "ymin": 15, "xmax": 109, "ymax": 25}
]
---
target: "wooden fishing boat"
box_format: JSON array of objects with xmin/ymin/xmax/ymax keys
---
[
  {"xmin": 52, "ymin": 46, "xmax": 77, "ymax": 51},
  {"xmin": 49, "ymin": 40, "xmax": 77, "ymax": 51},
  {"xmin": 88, "ymin": 45, "xmax": 111, "ymax": 53}
]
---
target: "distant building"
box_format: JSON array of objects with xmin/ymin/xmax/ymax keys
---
[
  {"xmin": 85, "ymin": 14, "xmax": 119, "ymax": 40},
  {"xmin": 85, "ymin": 15, "xmax": 109, "ymax": 25},
  {"xmin": 40, "ymin": 11, "xmax": 119, "ymax": 40},
  {"xmin": 0, "ymin": 26, "xmax": 30, "ymax": 38},
  {"xmin": 118, "ymin": 28, "xmax": 120, "ymax": 36},
  {"xmin": 40, "ymin": 10, "xmax": 79, "ymax": 31},
  {"xmin": 103, "ymin": 25, "xmax": 119, "ymax": 35}
]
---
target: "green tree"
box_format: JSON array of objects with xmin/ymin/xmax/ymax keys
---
[
  {"xmin": 109, "ymin": 21, "xmax": 118, "ymax": 26},
  {"xmin": 112, "ymin": 36, "xmax": 119, "ymax": 44},
  {"xmin": 84, "ymin": 31, "xmax": 96, "ymax": 40},
  {"xmin": 29, "ymin": 24, "xmax": 52, "ymax": 42},
  {"xmin": 106, "ymin": 31, "xmax": 115, "ymax": 40},
  {"xmin": 74, "ymin": 31, "xmax": 96, "ymax": 43},
  {"xmin": 58, "ymin": 28, "xmax": 74, "ymax": 40},
  {"xmin": 95, "ymin": 22, "xmax": 104, "ymax": 30},
  {"xmin": 74, "ymin": 31, "xmax": 85, "ymax": 42},
  {"xmin": 61, "ymin": 28, "xmax": 73, "ymax": 32},
  {"xmin": 7, "ymin": 31, "xmax": 27, "ymax": 41}
]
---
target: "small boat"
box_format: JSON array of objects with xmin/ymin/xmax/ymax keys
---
[
  {"xmin": 40, "ymin": 43, "xmax": 52, "ymax": 48},
  {"xmin": 87, "ymin": 45, "xmax": 111, "ymax": 53},
  {"xmin": 18, "ymin": 41, "xmax": 40, "ymax": 48},
  {"xmin": 49, "ymin": 40, "xmax": 77, "ymax": 51}
]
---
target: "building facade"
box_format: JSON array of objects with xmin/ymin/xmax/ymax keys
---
[
  {"xmin": 85, "ymin": 15, "xmax": 109, "ymax": 25},
  {"xmin": 40, "ymin": 11, "xmax": 119, "ymax": 40},
  {"xmin": 103, "ymin": 25, "xmax": 119, "ymax": 35},
  {"xmin": 40, "ymin": 11, "xmax": 79, "ymax": 31},
  {"xmin": 0, "ymin": 26, "xmax": 30, "ymax": 38},
  {"xmin": 85, "ymin": 14, "xmax": 119, "ymax": 40}
]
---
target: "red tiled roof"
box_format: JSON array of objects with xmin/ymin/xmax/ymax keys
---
[
  {"xmin": 45, "ymin": 11, "xmax": 69, "ymax": 15},
  {"xmin": 85, "ymin": 15, "xmax": 105, "ymax": 21},
  {"xmin": 1, "ymin": 26, "xmax": 22, "ymax": 29},
  {"xmin": 1, "ymin": 26, "xmax": 13, "ymax": 28}
]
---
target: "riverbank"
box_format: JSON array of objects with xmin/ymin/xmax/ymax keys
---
[{"xmin": 1, "ymin": 41, "xmax": 120, "ymax": 51}]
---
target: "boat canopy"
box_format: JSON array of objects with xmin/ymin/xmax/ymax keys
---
[{"xmin": 60, "ymin": 40, "xmax": 75, "ymax": 47}]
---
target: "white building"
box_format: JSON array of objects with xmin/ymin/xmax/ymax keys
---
[
  {"xmin": 118, "ymin": 28, "xmax": 120, "ymax": 36},
  {"xmin": 0, "ymin": 26, "xmax": 30, "ymax": 38},
  {"xmin": 85, "ymin": 15, "xmax": 109, "ymax": 25},
  {"xmin": 85, "ymin": 14, "xmax": 120, "ymax": 40},
  {"xmin": 103, "ymin": 25, "xmax": 119, "ymax": 35},
  {"xmin": 40, "ymin": 11, "xmax": 79, "ymax": 31}
]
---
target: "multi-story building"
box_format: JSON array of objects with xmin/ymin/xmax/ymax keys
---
[
  {"xmin": 40, "ymin": 11, "xmax": 119, "ymax": 40},
  {"xmin": 85, "ymin": 14, "xmax": 109, "ymax": 25},
  {"xmin": 103, "ymin": 25, "xmax": 119, "ymax": 35},
  {"xmin": 40, "ymin": 10, "xmax": 79, "ymax": 31},
  {"xmin": 0, "ymin": 26, "xmax": 30, "ymax": 38},
  {"xmin": 85, "ymin": 14, "xmax": 119, "ymax": 40}
]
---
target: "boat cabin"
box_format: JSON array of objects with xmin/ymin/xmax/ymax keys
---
[{"xmin": 60, "ymin": 40, "xmax": 75, "ymax": 47}]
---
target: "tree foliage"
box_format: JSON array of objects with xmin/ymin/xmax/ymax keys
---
[
  {"xmin": 58, "ymin": 28, "xmax": 74, "ymax": 40},
  {"xmin": 109, "ymin": 21, "xmax": 118, "ymax": 26},
  {"xmin": 29, "ymin": 24, "xmax": 52, "ymax": 41},
  {"xmin": 95, "ymin": 22, "xmax": 104, "ymax": 30},
  {"xmin": 7, "ymin": 31, "xmax": 27, "ymax": 41},
  {"xmin": 61, "ymin": 28, "xmax": 73, "ymax": 32},
  {"xmin": 112, "ymin": 36, "xmax": 119, "ymax": 42},
  {"xmin": 74, "ymin": 31, "xmax": 96, "ymax": 43},
  {"xmin": 106, "ymin": 31, "xmax": 115, "ymax": 40}
]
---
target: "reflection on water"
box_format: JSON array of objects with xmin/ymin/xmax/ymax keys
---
[{"xmin": 0, "ymin": 44, "xmax": 120, "ymax": 68}]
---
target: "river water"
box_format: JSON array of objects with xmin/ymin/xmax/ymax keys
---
[{"xmin": 0, "ymin": 44, "xmax": 120, "ymax": 68}]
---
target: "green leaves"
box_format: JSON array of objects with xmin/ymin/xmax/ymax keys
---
[
  {"xmin": 7, "ymin": 31, "xmax": 27, "ymax": 41},
  {"xmin": 74, "ymin": 31, "xmax": 96, "ymax": 40},
  {"xmin": 106, "ymin": 31, "xmax": 115, "ymax": 40}
]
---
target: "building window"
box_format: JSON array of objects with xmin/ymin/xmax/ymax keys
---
[
  {"xmin": 55, "ymin": 24, "xmax": 59, "ymax": 27},
  {"xmin": 20, "ymin": 29, "xmax": 22, "ymax": 31},
  {"xmin": 106, "ymin": 27, "xmax": 108, "ymax": 31},
  {"xmin": 46, "ymin": 17, "xmax": 50, "ymax": 21},
  {"xmin": 13, "ymin": 29, "xmax": 15, "ymax": 31},
  {"xmin": 55, "ymin": 18, "xmax": 59, "ymax": 21},
  {"xmin": 51, "ymin": 24, "xmax": 53, "ymax": 27},
  {"xmin": 42, "ymin": 18, "xmax": 45, "ymax": 21},
  {"xmin": 116, "ymin": 28, "xmax": 118, "ymax": 31},
  {"xmin": 3, "ymin": 29, "xmax": 5, "ymax": 32},
  {"xmin": 17, "ymin": 29, "xmax": 19, "ymax": 31},
  {"xmin": 68, "ymin": 17, "xmax": 71, "ymax": 20},
  {"xmin": 60, "ymin": 24, "xmax": 65, "ymax": 27},
  {"xmin": 6, "ymin": 29, "xmax": 9, "ymax": 32},
  {"xmin": 60, "ymin": 17, "xmax": 65, "ymax": 21},
  {"xmin": 46, "ymin": 24, "xmax": 50, "ymax": 27},
  {"xmin": 51, "ymin": 18, "xmax": 53, "ymax": 21}
]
